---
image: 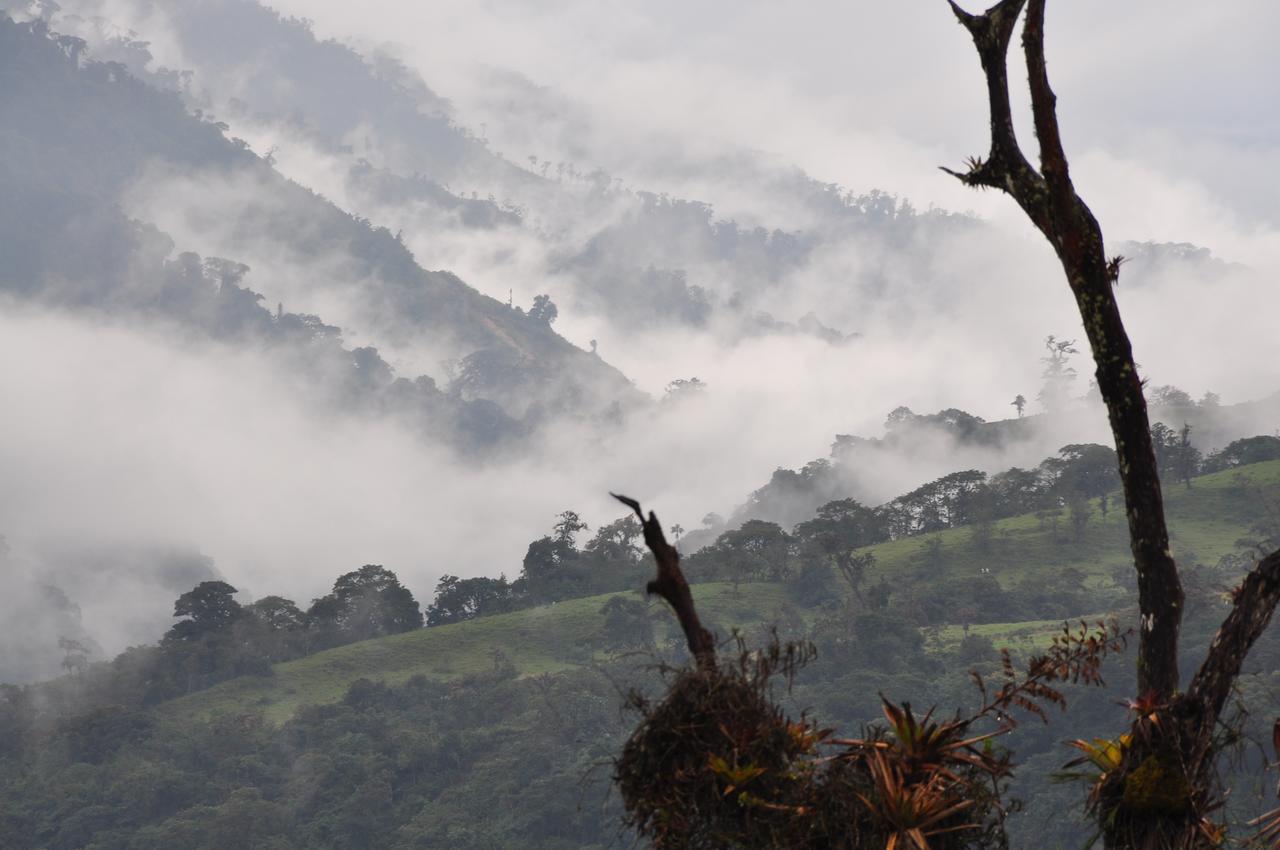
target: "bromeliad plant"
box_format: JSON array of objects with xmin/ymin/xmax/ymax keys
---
[
  {"xmin": 1059, "ymin": 690, "xmax": 1230, "ymax": 850},
  {"xmin": 830, "ymin": 701, "xmax": 1012, "ymax": 850},
  {"xmin": 613, "ymin": 2, "xmax": 1280, "ymax": 845},
  {"xmin": 612, "ymin": 495, "xmax": 1128, "ymax": 849}
]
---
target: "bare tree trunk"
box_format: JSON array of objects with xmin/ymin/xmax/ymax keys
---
[
  {"xmin": 945, "ymin": 2, "xmax": 1280, "ymax": 845},
  {"xmin": 1187, "ymin": 550, "xmax": 1280, "ymax": 750},
  {"xmin": 944, "ymin": 0, "xmax": 1182, "ymax": 700}
]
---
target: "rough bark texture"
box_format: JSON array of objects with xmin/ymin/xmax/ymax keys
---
[
  {"xmin": 613, "ymin": 493, "xmax": 717, "ymax": 670},
  {"xmin": 1187, "ymin": 550, "xmax": 1280, "ymax": 743},
  {"xmin": 946, "ymin": 0, "xmax": 1181, "ymax": 700},
  {"xmin": 947, "ymin": 1, "xmax": 1280, "ymax": 844},
  {"xmin": 614, "ymin": 7, "xmax": 1280, "ymax": 845}
]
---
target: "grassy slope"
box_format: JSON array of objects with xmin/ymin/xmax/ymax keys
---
[
  {"xmin": 169, "ymin": 583, "xmax": 794, "ymax": 725},
  {"xmin": 860, "ymin": 461, "xmax": 1280, "ymax": 589},
  {"xmin": 173, "ymin": 460, "xmax": 1280, "ymax": 725}
]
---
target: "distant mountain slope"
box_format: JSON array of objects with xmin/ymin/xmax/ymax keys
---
[
  {"xmin": 0, "ymin": 15, "xmax": 641, "ymax": 433},
  {"xmin": 42, "ymin": 0, "xmax": 519, "ymax": 187},
  {"xmin": 24, "ymin": 0, "xmax": 972, "ymax": 343},
  {"xmin": 26, "ymin": 0, "xmax": 1256, "ymax": 363}
]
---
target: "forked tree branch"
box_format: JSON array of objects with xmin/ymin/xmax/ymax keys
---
[
  {"xmin": 612, "ymin": 493, "xmax": 717, "ymax": 670},
  {"xmin": 1021, "ymin": 0, "xmax": 1070, "ymax": 196},
  {"xmin": 1188, "ymin": 550, "xmax": 1280, "ymax": 739},
  {"xmin": 942, "ymin": 0, "xmax": 1051, "ymax": 232},
  {"xmin": 946, "ymin": 0, "xmax": 1183, "ymax": 699}
]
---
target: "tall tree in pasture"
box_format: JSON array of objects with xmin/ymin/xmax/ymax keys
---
[
  {"xmin": 246, "ymin": 596, "xmax": 306, "ymax": 633},
  {"xmin": 520, "ymin": 512, "xmax": 588, "ymax": 603},
  {"xmin": 243, "ymin": 596, "xmax": 307, "ymax": 661},
  {"xmin": 1043, "ymin": 443, "xmax": 1119, "ymax": 499},
  {"xmin": 794, "ymin": 498, "xmax": 888, "ymax": 603},
  {"xmin": 716, "ymin": 519, "xmax": 793, "ymax": 582},
  {"xmin": 1176, "ymin": 423, "xmax": 1202, "ymax": 491},
  {"xmin": 1150, "ymin": 422, "xmax": 1179, "ymax": 479}
]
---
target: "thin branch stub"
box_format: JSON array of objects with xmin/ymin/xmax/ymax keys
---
[{"xmin": 612, "ymin": 492, "xmax": 717, "ymax": 670}]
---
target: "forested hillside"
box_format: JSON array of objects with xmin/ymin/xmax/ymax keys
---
[
  {"xmin": 3, "ymin": 457, "xmax": 1278, "ymax": 848},
  {"xmin": 0, "ymin": 14, "xmax": 639, "ymax": 445}
]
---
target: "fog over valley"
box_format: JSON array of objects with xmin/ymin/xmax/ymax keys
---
[
  {"xmin": 3, "ymin": 6, "xmax": 1280, "ymax": 847},
  {"xmin": 2, "ymin": 0, "xmax": 1278, "ymax": 673}
]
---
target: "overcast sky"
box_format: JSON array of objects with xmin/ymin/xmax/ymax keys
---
[
  {"xmin": 218, "ymin": 0, "xmax": 1280, "ymax": 596},
  {"xmin": 272, "ymin": 0, "xmax": 1280, "ymax": 260}
]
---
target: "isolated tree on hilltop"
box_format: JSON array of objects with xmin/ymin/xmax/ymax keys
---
[
  {"xmin": 1037, "ymin": 334, "xmax": 1078, "ymax": 412},
  {"xmin": 245, "ymin": 596, "xmax": 305, "ymax": 633},
  {"xmin": 553, "ymin": 510, "xmax": 588, "ymax": 546},
  {"xmin": 425, "ymin": 574, "xmax": 515, "ymax": 626},
  {"xmin": 519, "ymin": 511, "xmax": 592, "ymax": 603},
  {"xmin": 1043, "ymin": 443, "xmax": 1119, "ymax": 499},
  {"xmin": 165, "ymin": 580, "xmax": 242, "ymax": 642},
  {"xmin": 528, "ymin": 293, "xmax": 558, "ymax": 325},
  {"xmin": 310, "ymin": 565, "xmax": 422, "ymax": 642},
  {"xmin": 716, "ymin": 519, "xmax": 792, "ymax": 583}
]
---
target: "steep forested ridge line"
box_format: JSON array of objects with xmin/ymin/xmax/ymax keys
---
[
  {"xmin": 41, "ymin": 0, "xmax": 524, "ymax": 185},
  {"xmin": 17, "ymin": 0, "xmax": 1247, "ymax": 354},
  {"xmin": 0, "ymin": 15, "xmax": 640, "ymax": 429},
  {"xmin": 15, "ymin": 0, "xmax": 994, "ymax": 341}
]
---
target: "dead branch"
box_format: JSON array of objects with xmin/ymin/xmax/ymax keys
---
[{"xmin": 612, "ymin": 493, "xmax": 716, "ymax": 670}]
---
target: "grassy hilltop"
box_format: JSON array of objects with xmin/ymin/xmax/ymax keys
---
[{"xmin": 173, "ymin": 460, "xmax": 1280, "ymax": 726}]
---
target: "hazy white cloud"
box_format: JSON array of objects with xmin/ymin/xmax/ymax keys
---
[
  {"xmin": 265, "ymin": 0, "xmax": 1279, "ymax": 239},
  {"xmin": 5, "ymin": 0, "xmax": 1280, "ymax": 678}
]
